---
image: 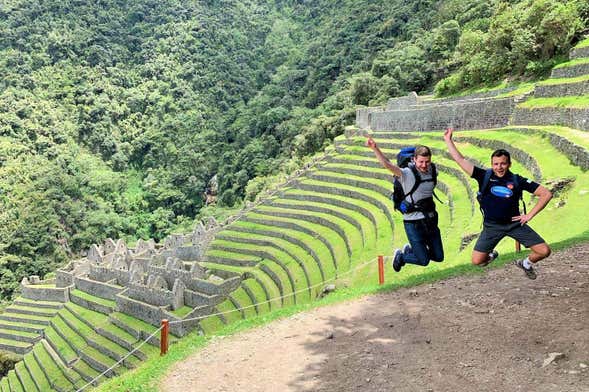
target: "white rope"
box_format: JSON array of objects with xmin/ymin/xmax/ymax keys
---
[
  {"xmin": 169, "ymin": 256, "xmax": 381, "ymax": 326},
  {"xmin": 73, "ymin": 255, "xmax": 384, "ymax": 390},
  {"xmin": 75, "ymin": 326, "xmax": 163, "ymax": 392}
]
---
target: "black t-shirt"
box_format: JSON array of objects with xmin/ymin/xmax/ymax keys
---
[{"xmin": 472, "ymin": 166, "xmax": 540, "ymax": 223}]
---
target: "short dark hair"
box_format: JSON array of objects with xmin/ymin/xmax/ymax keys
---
[
  {"xmin": 414, "ymin": 145, "xmax": 432, "ymax": 158},
  {"xmin": 491, "ymin": 149, "xmax": 511, "ymax": 163}
]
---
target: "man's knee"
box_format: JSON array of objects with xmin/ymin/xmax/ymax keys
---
[
  {"xmin": 532, "ymin": 243, "xmax": 551, "ymax": 259},
  {"xmin": 471, "ymin": 251, "xmax": 488, "ymax": 266},
  {"xmin": 431, "ymin": 254, "xmax": 444, "ymax": 262}
]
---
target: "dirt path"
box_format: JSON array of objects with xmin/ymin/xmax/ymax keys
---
[{"xmin": 161, "ymin": 244, "xmax": 589, "ymax": 392}]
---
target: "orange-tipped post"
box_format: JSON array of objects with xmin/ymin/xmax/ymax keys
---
[
  {"xmin": 378, "ymin": 255, "xmax": 384, "ymax": 285},
  {"xmin": 161, "ymin": 319, "xmax": 169, "ymax": 356}
]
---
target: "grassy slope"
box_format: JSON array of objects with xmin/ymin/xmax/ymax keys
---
[{"xmin": 92, "ymin": 122, "xmax": 589, "ymax": 391}]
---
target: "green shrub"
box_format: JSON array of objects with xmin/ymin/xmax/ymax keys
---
[{"xmin": 0, "ymin": 352, "xmax": 19, "ymax": 377}]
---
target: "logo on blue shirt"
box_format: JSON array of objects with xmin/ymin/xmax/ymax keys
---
[{"xmin": 490, "ymin": 185, "xmax": 513, "ymax": 198}]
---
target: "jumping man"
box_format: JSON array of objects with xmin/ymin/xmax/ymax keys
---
[
  {"xmin": 366, "ymin": 136, "xmax": 444, "ymax": 272},
  {"xmin": 443, "ymin": 128, "xmax": 552, "ymax": 279}
]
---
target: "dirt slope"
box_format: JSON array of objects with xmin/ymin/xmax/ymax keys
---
[{"xmin": 161, "ymin": 244, "xmax": 589, "ymax": 392}]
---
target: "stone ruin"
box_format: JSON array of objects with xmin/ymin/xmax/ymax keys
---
[{"xmin": 23, "ymin": 218, "xmax": 242, "ymax": 336}]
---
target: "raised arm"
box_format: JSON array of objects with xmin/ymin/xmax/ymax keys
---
[
  {"xmin": 443, "ymin": 128, "xmax": 474, "ymax": 176},
  {"xmin": 365, "ymin": 136, "xmax": 402, "ymax": 177}
]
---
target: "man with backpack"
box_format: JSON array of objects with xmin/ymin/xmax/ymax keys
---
[
  {"xmin": 366, "ymin": 136, "xmax": 444, "ymax": 272},
  {"xmin": 443, "ymin": 128, "xmax": 552, "ymax": 279}
]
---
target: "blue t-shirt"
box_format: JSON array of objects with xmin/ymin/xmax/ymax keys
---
[{"xmin": 472, "ymin": 166, "xmax": 539, "ymax": 223}]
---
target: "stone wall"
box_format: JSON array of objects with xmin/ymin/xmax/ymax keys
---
[
  {"xmin": 551, "ymin": 63, "xmax": 589, "ymax": 79},
  {"xmin": 356, "ymin": 106, "xmax": 385, "ymax": 129},
  {"xmin": 74, "ymin": 276, "xmax": 123, "ymax": 300},
  {"xmin": 511, "ymin": 107, "xmax": 589, "ymax": 131},
  {"xmin": 115, "ymin": 294, "xmax": 180, "ymax": 332},
  {"xmin": 534, "ymin": 80, "xmax": 589, "ymax": 97},
  {"xmin": 89, "ymin": 265, "xmax": 131, "ymax": 286},
  {"xmin": 504, "ymin": 127, "xmax": 589, "ymax": 170},
  {"xmin": 571, "ymin": 46, "xmax": 589, "ymax": 60},
  {"xmin": 126, "ymin": 282, "xmax": 183, "ymax": 310},
  {"xmin": 385, "ymin": 92, "xmax": 419, "ymax": 110},
  {"xmin": 21, "ymin": 285, "xmax": 70, "ymax": 303},
  {"xmin": 369, "ymin": 97, "xmax": 516, "ymax": 131}
]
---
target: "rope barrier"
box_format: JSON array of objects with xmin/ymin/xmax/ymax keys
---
[
  {"xmin": 75, "ymin": 326, "xmax": 163, "ymax": 392},
  {"xmin": 169, "ymin": 255, "xmax": 380, "ymax": 326},
  {"xmin": 72, "ymin": 254, "xmax": 386, "ymax": 390}
]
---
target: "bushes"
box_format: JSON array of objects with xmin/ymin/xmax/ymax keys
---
[
  {"xmin": 0, "ymin": 352, "xmax": 19, "ymax": 377},
  {"xmin": 435, "ymin": 0, "xmax": 584, "ymax": 96}
]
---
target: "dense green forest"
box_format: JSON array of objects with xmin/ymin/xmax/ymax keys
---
[{"xmin": 0, "ymin": 0, "xmax": 586, "ymax": 300}]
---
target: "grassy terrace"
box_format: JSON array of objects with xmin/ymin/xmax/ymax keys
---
[
  {"xmin": 518, "ymin": 95, "xmax": 589, "ymax": 108},
  {"xmin": 537, "ymin": 74, "xmax": 589, "ymax": 85},
  {"xmin": 211, "ymin": 238, "xmax": 313, "ymax": 298},
  {"xmin": 577, "ymin": 38, "xmax": 589, "ymax": 48},
  {"xmin": 15, "ymin": 356, "xmax": 37, "ymax": 391},
  {"xmin": 89, "ymin": 119, "xmax": 589, "ymax": 391},
  {"xmin": 553, "ymin": 57, "xmax": 589, "ymax": 69},
  {"xmin": 23, "ymin": 350, "xmax": 52, "ymax": 391}
]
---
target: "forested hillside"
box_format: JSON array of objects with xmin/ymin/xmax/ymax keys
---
[{"xmin": 0, "ymin": 0, "xmax": 586, "ymax": 301}]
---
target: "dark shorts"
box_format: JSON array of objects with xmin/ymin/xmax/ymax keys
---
[{"xmin": 474, "ymin": 221, "xmax": 546, "ymax": 253}]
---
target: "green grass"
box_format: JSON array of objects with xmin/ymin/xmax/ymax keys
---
[
  {"xmin": 170, "ymin": 306, "xmax": 192, "ymax": 318},
  {"xmin": 0, "ymin": 328, "xmax": 37, "ymax": 340},
  {"xmin": 553, "ymin": 57, "xmax": 589, "ymax": 69},
  {"xmin": 496, "ymin": 82, "xmax": 535, "ymax": 97},
  {"xmin": 70, "ymin": 289, "xmax": 116, "ymax": 308},
  {"xmin": 23, "ymin": 353, "xmax": 52, "ymax": 391},
  {"xmin": 32, "ymin": 343, "xmax": 77, "ymax": 391},
  {"xmin": 215, "ymin": 296, "xmax": 246, "ymax": 324},
  {"xmin": 231, "ymin": 219, "xmax": 338, "ymax": 279},
  {"xmin": 229, "ymin": 287, "xmax": 258, "ymax": 319},
  {"xmin": 577, "ymin": 38, "xmax": 589, "ymax": 48},
  {"xmin": 7, "ymin": 370, "xmax": 24, "ymax": 392},
  {"xmin": 210, "ymin": 238, "xmax": 313, "ymax": 303},
  {"xmin": 14, "ymin": 297, "xmax": 63, "ymax": 308},
  {"xmin": 241, "ymin": 279, "xmax": 271, "ymax": 314},
  {"xmin": 518, "ymin": 95, "xmax": 589, "ymax": 108},
  {"xmin": 9, "ymin": 305, "xmax": 57, "ymax": 318},
  {"xmin": 44, "ymin": 325, "xmax": 78, "ymax": 364},
  {"xmin": 218, "ymin": 228, "xmax": 327, "ymax": 284},
  {"xmin": 14, "ymin": 361, "xmax": 37, "ymax": 392},
  {"xmin": 537, "ymin": 73, "xmax": 589, "ymax": 85}
]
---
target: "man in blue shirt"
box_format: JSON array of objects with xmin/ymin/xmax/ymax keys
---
[{"xmin": 444, "ymin": 128, "xmax": 552, "ymax": 279}]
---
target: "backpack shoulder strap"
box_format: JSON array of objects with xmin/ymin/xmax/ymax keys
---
[
  {"xmin": 430, "ymin": 163, "xmax": 443, "ymax": 203},
  {"xmin": 404, "ymin": 165, "xmax": 421, "ymax": 199},
  {"xmin": 512, "ymin": 174, "xmax": 527, "ymax": 214},
  {"xmin": 431, "ymin": 163, "xmax": 438, "ymax": 186},
  {"xmin": 480, "ymin": 168, "xmax": 493, "ymax": 194}
]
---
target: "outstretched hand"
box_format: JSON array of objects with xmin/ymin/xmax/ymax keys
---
[
  {"xmin": 365, "ymin": 136, "xmax": 376, "ymax": 149},
  {"xmin": 443, "ymin": 127, "xmax": 453, "ymax": 142}
]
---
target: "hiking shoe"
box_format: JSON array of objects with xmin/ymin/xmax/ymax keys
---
[
  {"xmin": 480, "ymin": 250, "xmax": 499, "ymax": 267},
  {"xmin": 392, "ymin": 249, "xmax": 404, "ymax": 272},
  {"xmin": 514, "ymin": 259, "xmax": 537, "ymax": 280},
  {"xmin": 402, "ymin": 243, "xmax": 412, "ymax": 255}
]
